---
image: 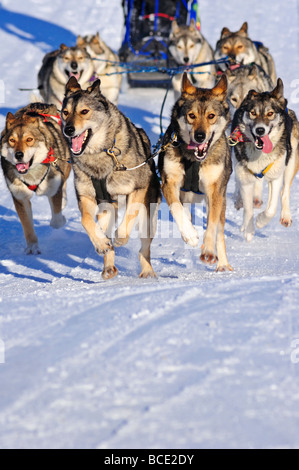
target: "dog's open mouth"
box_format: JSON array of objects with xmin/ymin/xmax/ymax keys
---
[
  {"xmin": 71, "ymin": 129, "xmax": 92, "ymax": 156},
  {"xmin": 15, "ymin": 158, "xmax": 33, "ymax": 174},
  {"xmin": 187, "ymin": 133, "xmax": 214, "ymax": 162},
  {"xmin": 254, "ymin": 134, "xmax": 273, "ymax": 154},
  {"xmin": 65, "ymin": 70, "xmax": 82, "ymax": 81}
]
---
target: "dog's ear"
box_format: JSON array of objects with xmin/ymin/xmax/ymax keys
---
[
  {"xmin": 271, "ymin": 78, "xmax": 286, "ymax": 108},
  {"xmin": 77, "ymin": 35, "xmax": 85, "ymax": 47},
  {"xmin": 94, "ymin": 32, "xmax": 101, "ymax": 43},
  {"xmin": 65, "ymin": 76, "xmax": 82, "ymax": 96},
  {"xmin": 171, "ymin": 20, "xmax": 180, "ymax": 37},
  {"xmin": 221, "ymin": 27, "xmax": 231, "ymax": 38},
  {"xmin": 249, "ymin": 65, "xmax": 258, "ymax": 80},
  {"xmin": 212, "ymin": 74, "xmax": 228, "ymax": 97},
  {"xmin": 181, "ymin": 72, "xmax": 197, "ymax": 96},
  {"xmin": 87, "ymin": 79, "xmax": 102, "ymax": 95},
  {"xmin": 60, "ymin": 43, "xmax": 68, "ymax": 51},
  {"xmin": 238, "ymin": 22, "xmax": 248, "ymax": 37},
  {"xmin": 6, "ymin": 112, "xmax": 15, "ymax": 130},
  {"xmin": 189, "ymin": 18, "xmax": 196, "ymax": 32}
]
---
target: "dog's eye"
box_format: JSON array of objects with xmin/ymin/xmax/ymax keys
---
[
  {"xmin": 188, "ymin": 113, "xmax": 196, "ymax": 120},
  {"xmin": 81, "ymin": 109, "xmax": 89, "ymax": 115},
  {"xmin": 208, "ymin": 113, "xmax": 215, "ymax": 120},
  {"xmin": 62, "ymin": 110, "xmax": 69, "ymax": 117},
  {"xmin": 26, "ymin": 137, "xmax": 33, "ymax": 143},
  {"xmin": 267, "ymin": 111, "xmax": 274, "ymax": 117},
  {"xmin": 250, "ymin": 110, "xmax": 257, "ymax": 117},
  {"xmin": 9, "ymin": 138, "xmax": 15, "ymax": 144}
]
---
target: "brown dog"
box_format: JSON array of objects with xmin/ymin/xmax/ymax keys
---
[{"xmin": 159, "ymin": 73, "xmax": 233, "ymax": 271}]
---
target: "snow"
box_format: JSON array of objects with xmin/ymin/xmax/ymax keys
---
[{"xmin": 1, "ymin": 0, "xmax": 299, "ymax": 450}]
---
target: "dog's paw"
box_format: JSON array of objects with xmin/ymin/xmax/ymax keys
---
[
  {"xmin": 280, "ymin": 216, "xmax": 292, "ymax": 228},
  {"xmin": 256, "ymin": 212, "xmax": 270, "ymax": 229},
  {"xmin": 50, "ymin": 214, "xmax": 66, "ymax": 229},
  {"xmin": 181, "ymin": 224, "xmax": 199, "ymax": 247},
  {"xmin": 200, "ymin": 245, "xmax": 218, "ymax": 265},
  {"xmin": 94, "ymin": 237, "xmax": 114, "ymax": 255},
  {"xmin": 216, "ymin": 263, "xmax": 234, "ymax": 273},
  {"xmin": 102, "ymin": 265, "xmax": 118, "ymax": 280},
  {"xmin": 244, "ymin": 231, "xmax": 254, "ymax": 242},
  {"xmin": 25, "ymin": 243, "xmax": 41, "ymax": 255},
  {"xmin": 114, "ymin": 233, "xmax": 129, "ymax": 247},
  {"xmin": 139, "ymin": 268, "xmax": 157, "ymax": 279}
]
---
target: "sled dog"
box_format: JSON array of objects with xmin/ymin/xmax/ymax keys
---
[
  {"xmin": 38, "ymin": 44, "xmax": 95, "ymax": 108},
  {"xmin": 77, "ymin": 33, "xmax": 122, "ymax": 105},
  {"xmin": 168, "ymin": 19, "xmax": 216, "ymax": 101},
  {"xmin": 226, "ymin": 64, "xmax": 274, "ymax": 210},
  {"xmin": 0, "ymin": 103, "xmax": 71, "ymax": 254},
  {"xmin": 232, "ymin": 79, "xmax": 299, "ymax": 241},
  {"xmin": 226, "ymin": 64, "xmax": 273, "ymax": 111},
  {"xmin": 158, "ymin": 73, "xmax": 233, "ymax": 272},
  {"xmin": 215, "ymin": 22, "xmax": 276, "ymax": 85},
  {"xmin": 61, "ymin": 77, "xmax": 161, "ymax": 280}
]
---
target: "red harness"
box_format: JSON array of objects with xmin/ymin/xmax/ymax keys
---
[
  {"xmin": 25, "ymin": 111, "xmax": 62, "ymax": 191},
  {"xmin": 228, "ymin": 126, "xmax": 251, "ymax": 146}
]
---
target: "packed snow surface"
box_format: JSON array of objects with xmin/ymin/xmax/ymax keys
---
[{"xmin": 0, "ymin": 0, "xmax": 299, "ymax": 449}]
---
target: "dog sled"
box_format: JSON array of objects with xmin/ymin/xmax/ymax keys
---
[{"xmin": 119, "ymin": 0, "xmax": 200, "ymax": 87}]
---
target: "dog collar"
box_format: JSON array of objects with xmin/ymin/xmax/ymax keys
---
[{"xmin": 247, "ymin": 162, "xmax": 274, "ymax": 179}]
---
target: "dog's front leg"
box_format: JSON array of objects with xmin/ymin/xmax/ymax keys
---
[
  {"xmin": 162, "ymin": 179, "xmax": 199, "ymax": 247},
  {"xmin": 216, "ymin": 198, "xmax": 233, "ymax": 272},
  {"xmin": 48, "ymin": 189, "xmax": 67, "ymax": 229},
  {"xmin": 97, "ymin": 202, "xmax": 118, "ymax": 279},
  {"xmin": 280, "ymin": 152, "xmax": 299, "ymax": 227},
  {"xmin": 256, "ymin": 174, "xmax": 284, "ymax": 229},
  {"xmin": 201, "ymin": 185, "xmax": 224, "ymax": 265},
  {"xmin": 240, "ymin": 181, "xmax": 255, "ymax": 241},
  {"xmin": 13, "ymin": 196, "xmax": 40, "ymax": 254},
  {"xmin": 79, "ymin": 195, "xmax": 114, "ymax": 256}
]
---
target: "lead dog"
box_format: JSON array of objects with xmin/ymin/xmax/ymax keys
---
[
  {"xmin": 61, "ymin": 77, "xmax": 161, "ymax": 280},
  {"xmin": 158, "ymin": 73, "xmax": 232, "ymax": 272},
  {"xmin": 0, "ymin": 103, "xmax": 71, "ymax": 254},
  {"xmin": 232, "ymin": 79, "xmax": 299, "ymax": 241}
]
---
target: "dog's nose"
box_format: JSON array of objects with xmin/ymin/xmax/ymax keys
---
[
  {"xmin": 183, "ymin": 57, "xmax": 189, "ymax": 64},
  {"xmin": 15, "ymin": 151, "xmax": 24, "ymax": 161},
  {"xmin": 64, "ymin": 125, "xmax": 75, "ymax": 137},
  {"xmin": 255, "ymin": 127, "xmax": 265, "ymax": 136},
  {"xmin": 71, "ymin": 61, "xmax": 78, "ymax": 70},
  {"xmin": 194, "ymin": 131, "xmax": 206, "ymax": 143}
]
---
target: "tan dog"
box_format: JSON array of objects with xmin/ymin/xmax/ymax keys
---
[
  {"xmin": 215, "ymin": 22, "xmax": 276, "ymax": 85},
  {"xmin": 158, "ymin": 73, "xmax": 232, "ymax": 272},
  {"xmin": 0, "ymin": 103, "xmax": 71, "ymax": 254},
  {"xmin": 169, "ymin": 19, "xmax": 216, "ymax": 101},
  {"xmin": 77, "ymin": 33, "xmax": 122, "ymax": 105}
]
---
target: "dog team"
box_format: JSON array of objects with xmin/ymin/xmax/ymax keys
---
[{"xmin": 1, "ymin": 21, "xmax": 299, "ymax": 280}]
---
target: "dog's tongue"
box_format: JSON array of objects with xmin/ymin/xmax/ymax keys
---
[
  {"xmin": 70, "ymin": 72, "xmax": 80, "ymax": 81},
  {"xmin": 16, "ymin": 162, "xmax": 30, "ymax": 173},
  {"xmin": 187, "ymin": 141, "xmax": 205, "ymax": 152},
  {"xmin": 71, "ymin": 131, "xmax": 85, "ymax": 154},
  {"xmin": 261, "ymin": 135, "xmax": 273, "ymax": 153}
]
